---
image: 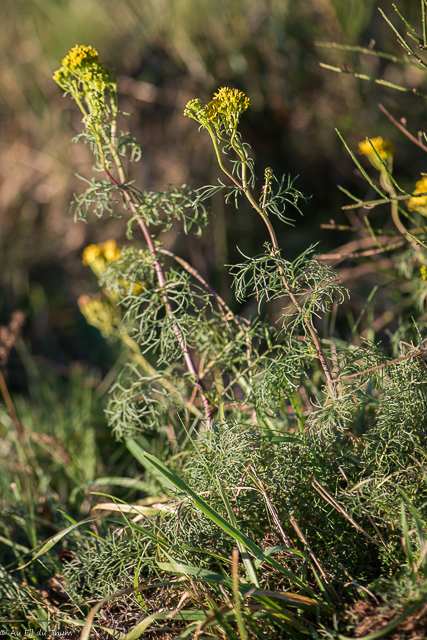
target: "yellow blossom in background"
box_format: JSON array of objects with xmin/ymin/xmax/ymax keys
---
[
  {"xmin": 358, "ymin": 136, "xmax": 394, "ymax": 160},
  {"xmin": 407, "ymin": 176, "xmax": 427, "ymax": 216},
  {"xmin": 420, "ymin": 266, "xmax": 427, "ymax": 281},
  {"xmin": 102, "ymin": 239, "xmax": 121, "ymax": 262},
  {"xmin": 82, "ymin": 240, "xmax": 121, "ymax": 276},
  {"xmin": 82, "ymin": 240, "xmax": 146, "ymax": 298},
  {"xmin": 117, "ymin": 278, "xmax": 145, "ymax": 296},
  {"xmin": 78, "ymin": 294, "xmax": 119, "ymax": 336},
  {"xmin": 82, "ymin": 244, "xmax": 101, "ymax": 265}
]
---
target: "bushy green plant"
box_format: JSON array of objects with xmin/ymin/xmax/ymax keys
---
[{"xmin": 3, "ymin": 4, "xmax": 427, "ymax": 638}]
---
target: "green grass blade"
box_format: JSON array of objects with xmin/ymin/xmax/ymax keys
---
[
  {"xmin": 217, "ymin": 482, "xmax": 260, "ymax": 587},
  {"xmin": 78, "ymin": 583, "xmax": 176, "ymax": 640},
  {"xmin": 209, "ymin": 600, "xmax": 240, "ymax": 640},
  {"xmin": 246, "ymin": 603, "xmax": 311, "ymax": 635},
  {"xmin": 401, "ymin": 501, "xmax": 414, "ymax": 569},
  {"xmin": 248, "ymin": 589, "xmax": 330, "ymax": 614},
  {"xmin": 13, "ymin": 517, "xmax": 98, "ymax": 570},
  {"xmin": 254, "ymin": 545, "xmax": 305, "ymax": 569},
  {"xmin": 70, "ymin": 476, "xmax": 149, "ymax": 504},
  {"xmin": 126, "ymin": 438, "xmax": 175, "ymax": 491},
  {"xmin": 232, "ymin": 550, "xmax": 248, "ymax": 640},
  {"xmin": 125, "ymin": 611, "xmax": 206, "ymax": 640}
]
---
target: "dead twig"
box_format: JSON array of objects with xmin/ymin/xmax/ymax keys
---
[
  {"xmin": 379, "ymin": 103, "xmax": 427, "ymax": 153},
  {"xmin": 317, "ymin": 239, "xmax": 406, "ymax": 262},
  {"xmin": 312, "ymin": 479, "xmax": 381, "ymax": 548},
  {"xmin": 339, "ymin": 347, "xmax": 427, "ymax": 381}
]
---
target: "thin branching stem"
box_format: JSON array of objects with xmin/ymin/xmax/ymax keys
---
[
  {"xmin": 339, "ymin": 347, "xmax": 427, "ymax": 381},
  {"xmin": 158, "ymin": 247, "xmax": 243, "ymax": 334},
  {"xmin": 379, "ymin": 103, "xmax": 427, "ymax": 153},
  {"xmin": 214, "ymin": 132, "xmax": 336, "ymax": 390},
  {"xmin": 100, "ymin": 129, "xmax": 214, "ymax": 428},
  {"xmin": 319, "ymin": 62, "xmax": 426, "ymax": 97},
  {"xmin": 207, "ymin": 125, "xmax": 243, "ymax": 190},
  {"xmin": 242, "ymin": 176, "xmax": 336, "ymax": 392},
  {"xmin": 314, "ymin": 40, "xmax": 420, "ymax": 68}
]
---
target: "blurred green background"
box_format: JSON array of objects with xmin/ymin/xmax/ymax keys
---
[{"xmin": 1, "ymin": 0, "xmax": 426, "ymax": 379}]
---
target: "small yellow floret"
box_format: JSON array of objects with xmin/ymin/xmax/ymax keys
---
[
  {"xmin": 83, "ymin": 240, "xmax": 121, "ymax": 266},
  {"xmin": 358, "ymin": 136, "xmax": 394, "ymax": 160},
  {"xmin": 420, "ymin": 265, "xmax": 427, "ymax": 281},
  {"xmin": 82, "ymin": 240, "xmax": 121, "ymax": 277},
  {"xmin": 100, "ymin": 240, "xmax": 121, "ymax": 262},
  {"xmin": 407, "ymin": 176, "xmax": 427, "ymax": 213},
  {"xmin": 82, "ymin": 244, "xmax": 101, "ymax": 266},
  {"xmin": 184, "ymin": 89, "xmax": 250, "ymax": 133}
]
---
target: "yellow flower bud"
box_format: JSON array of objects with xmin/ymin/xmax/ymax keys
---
[
  {"xmin": 100, "ymin": 240, "xmax": 121, "ymax": 262},
  {"xmin": 78, "ymin": 294, "xmax": 119, "ymax": 335},
  {"xmin": 358, "ymin": 136, "xmax": 394, "ymax": 160},
  {"xmin": 82, "ymin": 244, "xmax": 101, "ymax": 266},
  {"xmin": 407, "ymin": 176, "xmax": 427, "ymax": 216}
]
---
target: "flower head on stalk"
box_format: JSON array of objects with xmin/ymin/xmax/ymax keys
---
[
  {"xmin": 184, "ymin": 87, "xmax": 250, "ymax": 137},
  {"xmin": 407, "ymin": 176, "xmax": 427, "ymax": 217},
  {"xmin": 53, "ymin": 45, "xmax": 117, "ymax": 125},
  {"xmin": 358, "ymin": 136, "xmax": 394, "ymax": 172}
]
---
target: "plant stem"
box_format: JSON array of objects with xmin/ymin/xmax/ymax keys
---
[
  {"xmin": 101, "ymin": 130, "xmax": 213, "ymax": 428},
  {"xmin": 119, "ymin": 331, "xmax": 203, "ymax": 420},
  {"xmin": 379, "ymin": 170, "xmax": 419, "ymax": 251},
  {"xmin": 207, "ymin": 126, "xmax": 243, "ymax": 189},
  {"xmin": 225, "ymin": 146, "xmax": 336, "ymax": 393}
]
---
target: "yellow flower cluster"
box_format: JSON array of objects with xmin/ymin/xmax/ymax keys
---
[
  {"xmin": 205, "ymin": 87, "xmax": 250, "ymax": 123},
  {"xmin": 53, "ymin": 44, "xmax": 115, "ymax": 102},
  {"xmin": 407, "ymin": 176, "xmax": 427, "ymax": 215},
  {"xmin": 420, "ymin": 265, "xmax": 427, "ymax": 281},
  {"xmin": 82, "ymin": 239, "xmax": 121, "ymax": 276},
  {"xmin": 82, "ymin": 240, "xmax": 146, "ymax": 296},
  {"xmin": 358, "ymin": 136, "xmax": 394, "ymax": 161},
  {"xmin": 61, "ymin": 44, "xmax": 99, "ymax": 70},
  {"xmin": 184, "ymin": 87, "xmax": 250, "ymax": 132}
]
